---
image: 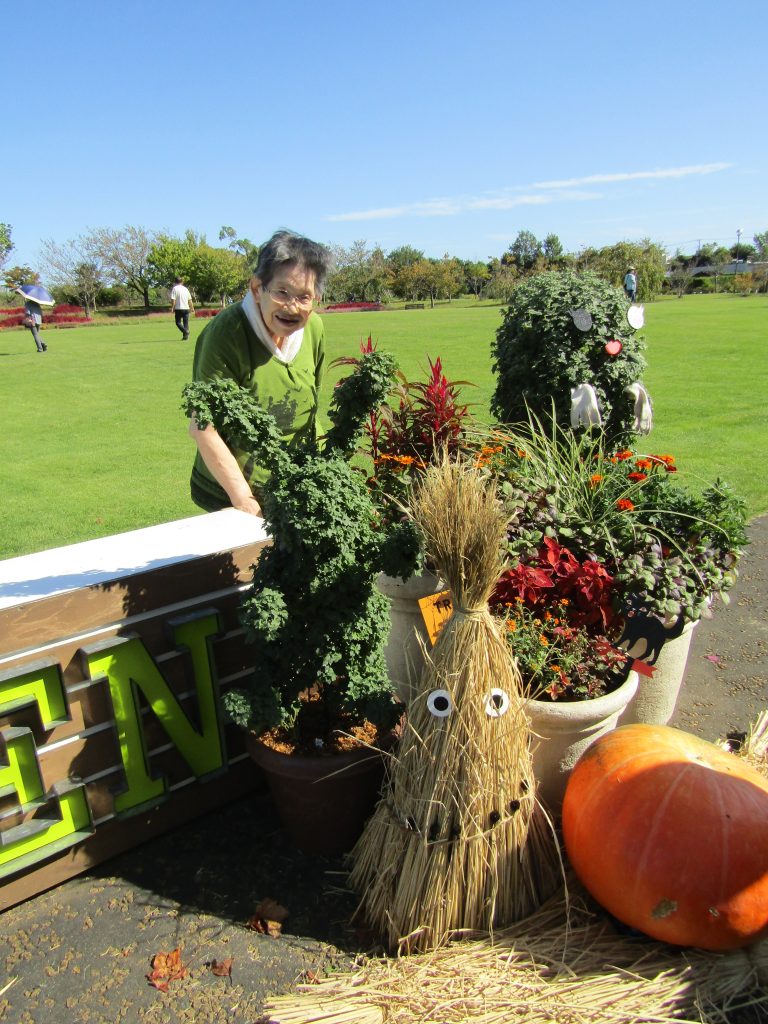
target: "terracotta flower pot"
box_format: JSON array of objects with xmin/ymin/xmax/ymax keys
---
[
  {"xmin": 525, "ymin": 671, "xmax": 639, "ymax": 815},
  {"xmin": 245, "ymin": 732, "xmax": 391, "ymax": 856},
  {"xmin": 376, "ymin": 569, "xmax": 445, "ymax": 703}
]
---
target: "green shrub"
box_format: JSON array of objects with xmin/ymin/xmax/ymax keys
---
[{"xmin": 490, "ymin": 270, "xmax": 648, "ymax": 439}]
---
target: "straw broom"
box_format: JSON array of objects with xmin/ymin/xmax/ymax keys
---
[{"xmin": 348, "ymin": 456, "xmax": 562, "ymax": 954}]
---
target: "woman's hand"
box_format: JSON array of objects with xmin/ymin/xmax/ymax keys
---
[{"xmin": 232, "ymin": 494, "xmax": 262, "ymax": 517}]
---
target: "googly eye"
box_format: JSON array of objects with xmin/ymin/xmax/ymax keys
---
[
  {"xmin": 485, "ymin": 688, "xmax": 510, "ymax": 717},
  {"xmin": 426, "ymin": 688, "xmax": 453, "ymax": 718}
]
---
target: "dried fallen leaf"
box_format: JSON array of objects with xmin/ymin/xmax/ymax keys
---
[
  {"xmin": 146, "ymin": 947, "xmax": 188, "ymax": 991},
  {"xmin": 247, "ymin": 898, "xmax": 289, "ymax": 936},
  {"xmin": 209, "ymin": 958, "xmax": 234, "ymax": 978}
]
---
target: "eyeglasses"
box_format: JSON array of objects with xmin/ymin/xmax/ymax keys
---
[{"xmin": 265, "ymin": 287, "xmax": 315, "ymax": 310}]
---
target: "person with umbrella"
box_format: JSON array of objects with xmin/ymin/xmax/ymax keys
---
[{"xmin": 17, "ymin": 284, "xmax": 54, "ymax": 354}]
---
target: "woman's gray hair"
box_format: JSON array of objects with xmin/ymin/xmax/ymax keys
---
[{"xmin": 254, "ymin": 229, "xmax": 334, "ymax": 295}]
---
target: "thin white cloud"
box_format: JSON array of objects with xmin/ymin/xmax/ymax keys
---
[
  {"xmin": 532, "ymin": 162, "xmax": 732, "ymax": 189},
  {"xmin": 326, "ymin": 190, "xmax": 600, "ymax": 223},
  {"xmin": 325, "ymin": 163, "xmax": 733, "ymax": 223}
]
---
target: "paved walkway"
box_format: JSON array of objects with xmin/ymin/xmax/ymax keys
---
[{"xmin": 1, "ymin": 517, "xmax": 766, "ymax": 1023}]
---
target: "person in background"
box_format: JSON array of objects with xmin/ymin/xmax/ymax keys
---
[
  {"xmin": 170, "ymin": 277, "xmax": 194, "ymax": 340},
  {"xmin": 23, "ymin": 297, "xmax": 46, "ymax": 353},
  {"xmin": 188, "ymin": 229, "xmax": 333, "ymax": 516},
  {"xmin": 624, "ymin": 266, "xmax": 638, "ymax": 303}
]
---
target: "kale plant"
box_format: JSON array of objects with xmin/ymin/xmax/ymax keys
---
[{"xmin": 181, "ymin": 351, "xmax": 421, "ymax": 742}]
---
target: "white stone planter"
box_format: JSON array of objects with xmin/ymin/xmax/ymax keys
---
[
  {"xmin": 621, "ymin": 619, "xmax": 700, "ymax": 726},
  {"xmin": 526, "ymin": 671, "xmax": 639, "ymax": 815},
  {"xmin": 376, "ymin": 570, "xmax": 445, "ymax": 703}
]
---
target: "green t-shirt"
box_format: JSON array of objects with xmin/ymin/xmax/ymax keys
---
[{"xmin": 189, "ymin": 302, "xmax": 326, "ymax": 511}]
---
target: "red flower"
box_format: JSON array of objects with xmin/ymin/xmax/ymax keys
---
[
  {"xmin": 628, "ymin": 472, "xmax": 647, "ymax": 482},
  {"xmin": 616, "ymin": 498, "xmax": 635, "ymax": 512}
]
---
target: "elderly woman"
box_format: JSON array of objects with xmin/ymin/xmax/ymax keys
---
[{"xmin": 189, "ymin": 229, "xmax": 334, "ymax": 515}]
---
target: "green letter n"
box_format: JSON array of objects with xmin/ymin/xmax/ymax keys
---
[{"xmin": 83, "ymin": 610, "xmax": 225, "ymax": 816}]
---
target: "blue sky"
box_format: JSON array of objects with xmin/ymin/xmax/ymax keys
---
[{"xmin": 2, "ymin": 0, "xmax": 765, "ymax": 272}]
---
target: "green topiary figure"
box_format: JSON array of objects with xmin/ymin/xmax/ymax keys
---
[
  {"xmin": 491, "ymin": 270, "xmax": 650, "ymax": 440},
  {"xmin": 181, "ymin": 351, "xmax": 421, "ymax": 746}
]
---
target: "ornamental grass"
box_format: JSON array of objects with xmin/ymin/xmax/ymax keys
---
[{"xmin": 348, "ymin": 456, "xmax": 562, "ymax": 953}]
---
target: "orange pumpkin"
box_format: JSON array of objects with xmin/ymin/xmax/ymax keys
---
[{"xmin": 562, "ymin": 723, "xmax": 768, "ymax": 950}]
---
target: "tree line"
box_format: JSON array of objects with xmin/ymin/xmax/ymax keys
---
[{"xmin": 1, "ymin": 221, "xmax": 766, "ymax": 314}]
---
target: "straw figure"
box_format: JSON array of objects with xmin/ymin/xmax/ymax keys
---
[{"xmin": 348, "ymin": 457, "xmax": 562, "ymax": 953}]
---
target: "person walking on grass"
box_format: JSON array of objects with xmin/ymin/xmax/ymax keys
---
[
  {"xmin": 23, "ymin": 297, "xmax": 47, "ymax": 353},
  {"xmin": 170, "ymin": 277, "xmax": 194, "ymax": 340},
  {"xmin": 624, "ymin": 266, "xmax": 638, "ymax": 303}
]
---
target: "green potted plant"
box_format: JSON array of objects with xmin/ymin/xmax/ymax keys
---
[
  {"xmin": 476, "ymin": 417, "xmax": 748, "ymax": 809},
  {"xmin": 181, "ymin": 350, "xmax": 420, "ymax": 855}
]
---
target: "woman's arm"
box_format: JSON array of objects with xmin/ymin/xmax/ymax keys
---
[{"xmin": 188, "ymin": 418, "xmax": 262, "ymax": 516}]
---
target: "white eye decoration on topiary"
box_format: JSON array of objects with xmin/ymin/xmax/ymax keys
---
[
  {"xmin": 627, "ymin": 304, "xmax": 645, "ymax": 329},
  {"xmin": 570, "ymin": 308, "xmax": 593, "ymax": 331},
  {"xmin": 484, "ymin": 688, "xmax": 510, "ymax": 717},
  {"xmin": 426, "ymin": 688, "xmax": 453, "ymax": 717}
]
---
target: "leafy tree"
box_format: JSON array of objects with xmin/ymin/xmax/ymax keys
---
[
  {"xmin": 190, "ymin": 244, "xmax": 249, "ymax": 304},
  {"xmin": 462, "ymin": 259, "xmax": 490, "ymax": 299},
  {"xmin": 409, "ymin": 259, "xmax": 441, "ymax": 307},
  {"xmin": 503, "ymin": 230, "xmax": 543, "ymax": 272},
  {"xmin": 218, "ymin": 225, "xmax": 260, "ymax": 270},
  {"xmin": 543, "ymin": 233, "xmax": 566, "ymax": 265},
  {"xmin": 386, "ymin": 245, "xmax": 424, "ymax": 272},
  {"xmin": 434, "ymin": 255, "xmax": 464, "ymax": 301},
  {"xmin": 730, "ymin": 241, "xmax": 756, "ymax": 264},
  {"xmin": 3, "ymin": 265, "xmax": 40, "ymax": 292},
  {"xmin": 753, "ymin": 230, "xmax": 768, "ymax": 262},
  {"xmin": 84, "ymin": 226, "xmax": 157, "ymax": 308},
  {"xmin": 387, "ymin": 245, "xmax": 426, "ymax": 299},
  {"xmin": 581, "ymin": 239, "xmax": 666, "ymax": 300},
  {"xmin": 147, "ymin": 232, "xmax": 197, "ymax": 287},
  {"xmin": 0, "ymin": 223, "xmax": 12, "ymax": 271},
  {"xmin": 484, "ymin": 261, "xmax": 518, "ymax": 303},
  {"xmin": 326, "ymin": 240, "xmax": 392, "ymax": 302}
]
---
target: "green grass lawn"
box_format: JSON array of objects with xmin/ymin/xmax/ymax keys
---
[{"xmin": 1, "ymin": 293, "xmax": 766, "ymax": 559}]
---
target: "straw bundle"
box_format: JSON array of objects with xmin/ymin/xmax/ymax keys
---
[
  {"xmin": 265, "ymin": 891, "xmax": 768, "ymax": 1024},
  {"xmin": 348, "ymin": 457, "xmax": 562, "ymax": 953}
]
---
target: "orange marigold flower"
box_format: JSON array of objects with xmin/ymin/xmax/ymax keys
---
[
  {"xmin": 616, "ymin": 498, "xmax": 635, "ymax": 512},
  {"xmin": 628, "ymin": 471, "xmax": 647, "ymax": 482},
  {"xmin": 539, "ymin": 636, "xmax": 549, "ymax": 646},
  {"xmin": 635, "ymin": 458, "xmax": 652, "ymax": 470},
  {"xmin": 616, "ymin": 450, "xmax": 633, "ymax": 461},
  {"xmin": 506, "ymin": 620, "xmax": 516, "ymax": 632},
  {"xmin": 589, "ymin": 473, "xmax": 604, "ymax": 487}
]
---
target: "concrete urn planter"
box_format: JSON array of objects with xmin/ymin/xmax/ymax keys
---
[
  {"xmin": 376, "ymin": 569, "xmax": 445, "ymax": 703},
  {"xmin": 620, "ymin": 619, "xmax": 701, "ymax": 726},
  {"xmin": 526, "ymin": 671, "xmax": 639, "ymax": 815}
]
